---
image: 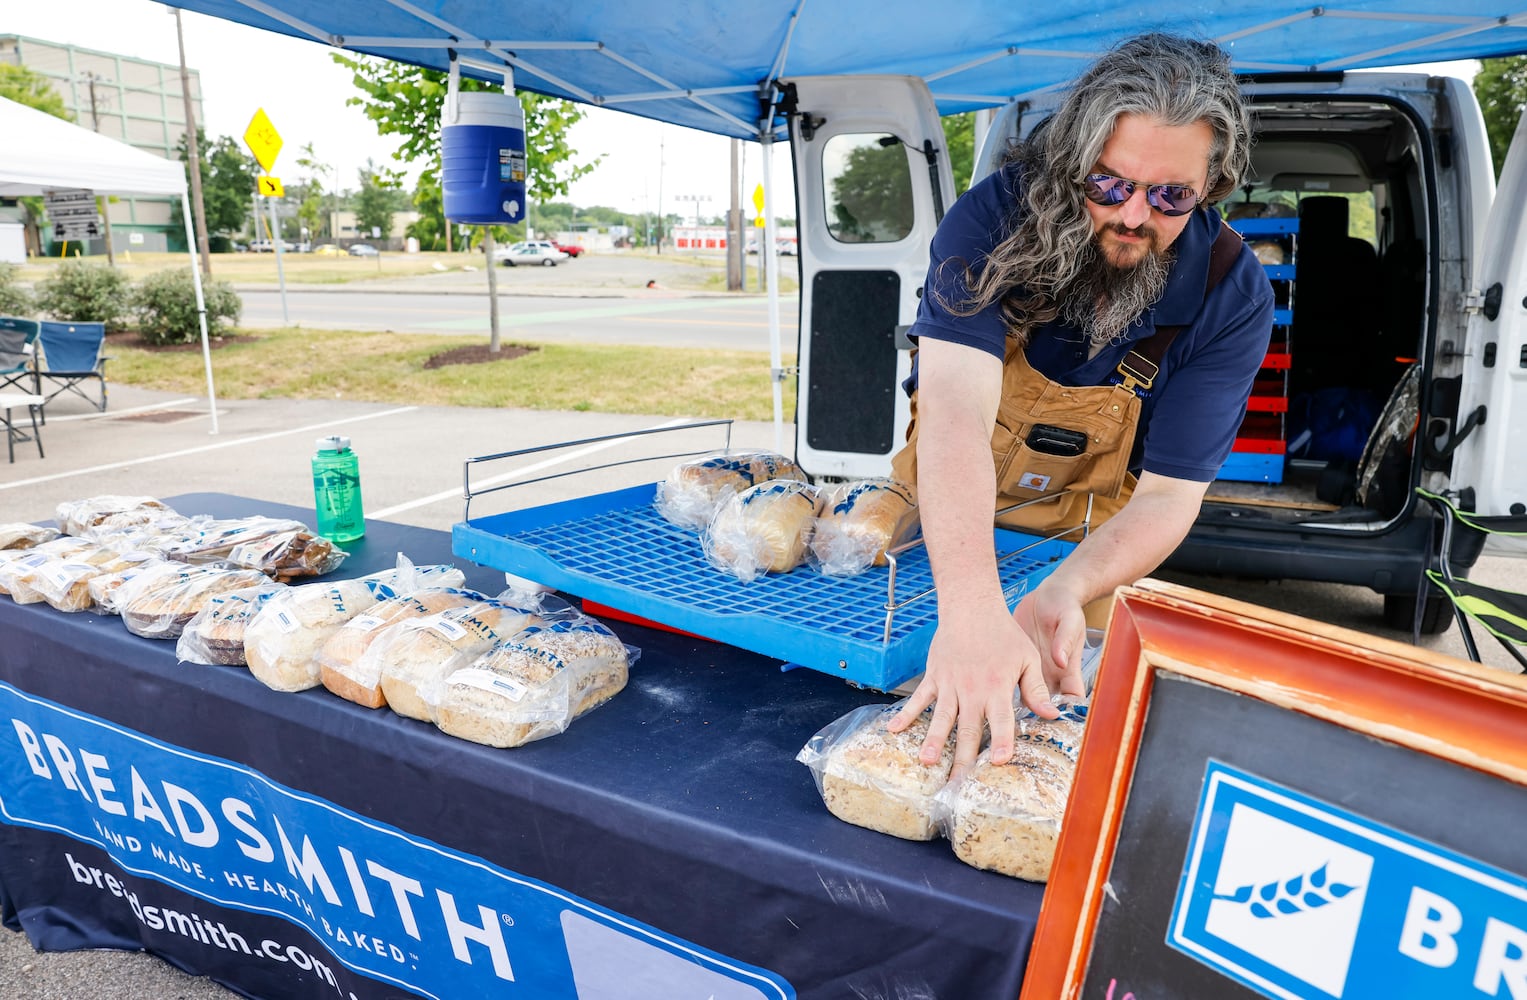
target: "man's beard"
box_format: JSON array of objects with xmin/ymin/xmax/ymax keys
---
[{"xmin": 1059, "ymin": 222, "xmax": 1174, "ymax": 347}]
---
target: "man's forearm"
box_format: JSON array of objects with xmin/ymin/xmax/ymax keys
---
[{"xmin": 918, "ymin": 405, "xmax": 1007, "ymax": 616}]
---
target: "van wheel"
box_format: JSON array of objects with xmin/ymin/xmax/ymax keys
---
[{"xmin": 1383, "ymin": 591, "xmax": 1453, "ymax": 635}]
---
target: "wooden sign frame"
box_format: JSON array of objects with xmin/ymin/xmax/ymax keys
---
[{"xmin": 1020, "ymin": 578, "xmax": 1527, "ymax": 999}]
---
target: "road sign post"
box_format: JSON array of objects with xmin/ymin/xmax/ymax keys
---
[{"xmin": 244, "ymin": 109, "xmax": 288, "ymax": 324}]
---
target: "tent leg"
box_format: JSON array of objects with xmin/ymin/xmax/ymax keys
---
[
  {"xmin": 181, "ymin": 194, "xmax": 220, "ymax": 435},
  {"xmin": 761, "ymin": 134, "xmax": 785, "ymax": 455}
]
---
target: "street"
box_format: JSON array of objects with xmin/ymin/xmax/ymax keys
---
[{"xmin": 239, "ymin": 289, "xmax": 791, "ymax": 350}]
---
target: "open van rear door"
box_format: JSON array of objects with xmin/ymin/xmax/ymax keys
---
[
  {"xmin": 782, "ymin": 75, "xmax": 954, "ymax": 479},
  {"xmin": 1450, "ymin": 98, "xmax": 1527, "ymax": 521}
]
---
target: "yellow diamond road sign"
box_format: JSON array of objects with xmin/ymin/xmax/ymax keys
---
[
  {"xmin": 243, "ymin": 108, "xmax": 283, "ymax": 173},
  {"xmin": 257, "ymin": 176, "xmax": 283, "ymax": 198}
]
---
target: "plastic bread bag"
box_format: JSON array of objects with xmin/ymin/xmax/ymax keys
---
[
  {"xmin": 120, "ymin": 566, "xmax": 273, "ymax": 639},
  {"xmin": 702, "ymin": 479, "xmax": 822, "ymax": 582},
  {"xmin": 88, "ymin": 557, "xmax": 176, "ymax": 615},
  {"xmin": 176, "ymin": 581, "xmax": 290, "ymax": 666},
  {"xmin": 244, "ymin": 576, "xmax": 399, "ymax": 692},
  {"xmin": 318, "ymin": 587, "xmax": 488, "ymax": 708},
  {"xmin": 0, "ymin": 523, "xmax": 61, "ymax": 550},
  {"xmin": 808, "ymin": 478, "xmax": 920, "ymax": 577},
  {"xmin": 160, "ymin": 516, "xmax": 311, "ymax": 565},
  {"xmin": 358, "ymin": 553, "xmax": 468, "ymax": 594},
  {"xmin": 933, "ymin": 697, "xmax": 1089, "ymax": 881},
  {"xmin": 795, "ymin": 699, "xmax": 956, "ymax": 841},
  {"xmin": 226, "ymin": 529, "xmax": 347, "ymax": 580},
  {"xmin": 425, "ymin": 614, "xmax": 639, "ymax": 748},
  {"xmin": 368, "ymin": 595, "xmax": 567, "ymax": 722},
  {"xmin": 54, "ymin": 496, "xmax": 178, "ymax": 537},
  {"xmin": 653, "ymin": 450, "xmax": 807, "ymax": 530},
  {"xmin": 0, "ymin": 538, "xmax": 99, "ymax": 604},
  {"xmin": 31, "ymin": 545, "xmax": 154, "ymax": 613}
]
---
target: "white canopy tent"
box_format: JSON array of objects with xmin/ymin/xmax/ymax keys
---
[{"xmin": 0, "ymin": 96, "xmax": 220, "ymax": 432}]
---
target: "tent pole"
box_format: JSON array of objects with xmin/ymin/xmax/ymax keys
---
[
  {"xmin": 760, "ymin": 133, "xmax": 784, "ymax": 454},
  {"xmin": 181, "ymin": 193, "xmax": 220, "ymax": 435}
]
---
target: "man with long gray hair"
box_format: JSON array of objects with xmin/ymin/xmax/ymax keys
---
[{"xmin": 887, "ymin": 34, "xmax": 1273, "ymax": 774}]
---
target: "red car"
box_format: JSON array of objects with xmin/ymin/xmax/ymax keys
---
[{"xmin": 552, "ymin": 241, "xmax": 584, "ymax": 258}]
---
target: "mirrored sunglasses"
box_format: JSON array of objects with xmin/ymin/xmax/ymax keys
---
[{"xmin": 1082, "ymin": 172, "xmax": 1201, "ymax": 217}]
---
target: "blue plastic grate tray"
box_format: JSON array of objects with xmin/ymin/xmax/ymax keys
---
[{"xmin": 453, "ymin": 483, "xmax": 1075, "ymax": 691}]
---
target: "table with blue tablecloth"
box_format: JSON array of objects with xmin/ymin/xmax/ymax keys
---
[{"xmin": 0, "ymin": 493, "xmax": 1043, "ymax": 999}]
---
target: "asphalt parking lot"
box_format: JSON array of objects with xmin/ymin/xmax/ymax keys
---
[{"xmin": 2, "ymin": 291, "xmax": 1524, "ymax": 997}]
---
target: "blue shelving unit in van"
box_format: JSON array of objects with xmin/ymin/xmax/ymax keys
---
[{"xmin": 1222, "ymin": 215, "xmax": 1298, "ymax": 483}]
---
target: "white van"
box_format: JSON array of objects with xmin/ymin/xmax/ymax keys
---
[{"xmin": 783, "ymin": 72, "xmax": 1521, "ymax": 632}]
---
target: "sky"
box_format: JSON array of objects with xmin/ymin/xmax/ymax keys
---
[
  {"xmin": 6, "ymin": 3, "xmax": 1480, "ymax": 224},
  {"xmin": 5, "ymin": 0, "xmax": 778, "ymax": 221}
]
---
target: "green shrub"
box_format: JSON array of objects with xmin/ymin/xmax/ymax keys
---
[
  {"xmin": 35, "ymin": 260, "xmax": 131, "ymax": 326},
  {"xmin": 133, "ymin": 268, "xmax": 242, "ymax": 346},
  {"xmin": 0, "ymin": 262, "xmax": 33, "ymax": 317}
]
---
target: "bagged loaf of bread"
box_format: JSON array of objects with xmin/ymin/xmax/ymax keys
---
[
  {"xmin": 369, "ymin": 597, "xmax": 549, "ymax": 721},
  {"xmin": 0, "ymin": 524, "xmax": 60, "ymax": 550},
  {"xmin": 0, "ymin": 538, "xmax": 100, "ymax": 604},
  {"xmin": 703, "ymin": 479, "xmax": 821, "ymax": 582},
  {"xmin": 808, "ymin": 478, "xmax": 920, "ymax": 576},
  {"xmin": 654, "ymin": 450, "xmax": 806, "ymax": 530},
  {"xmin": 160, "ymin": 516, "xmax": 310, "ymax": 565},
  {"xmin": 176, "ymin": 581, "xmax": 289, "ymax": 665},
  {"xmin": 226, "ymin": 529, "xmax": 346, "ymax": 580},
  {"xmin": 318, "ymin": 587, "xmax": 486, "ymax": 707},
  {"xmin": 121, "ymin": 565, "xmax": 273, "ymax": 639},
  {"xmin": 935, "ymin": 699, "xmax": 1088, "ymax": 881},
  {"xmin": 55, "ymin": 496, "xmax": 177, "ymax": 537},
  {"xmin": 244, "ymin": 578, "xmax": 393, "ymax": 691},
  {"xmin": 796, "ymin": 701, "xmax": 955, "ymax": 841},
  {"xmin": 426, "ymin": 616, "xmax": 634, "ymax": 747},
  {"xmin": 14, "ymin": 544, "xmax": 144, "ymax": 612}
]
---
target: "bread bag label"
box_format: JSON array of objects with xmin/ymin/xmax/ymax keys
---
[
  {"xmin": 270, "ymin": 607, "xmax": 300, "ymax": 634},
  {"xmin": 430, "ymin": 617, "xmax": 469, "ymax": 641},
  {"xmin": 448, "ymin": 668, "xmax": 529, "ymax": 701},
  {"xmin": 345, "ymin": 614, "xmax": 386, "ymax": 633}
]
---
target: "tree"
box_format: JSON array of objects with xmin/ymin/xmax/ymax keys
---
[
  {"xmin": 355, "ymin": 159, "xmax": 407, "ymax": 239},
  {"xmin": 942, "ymin": 112, "xmax": 976, "ymax": 197},
  {"xmin": 332, "ymin": 54, "xmax": 599, "ymax": 204},
  {"xmin": 295, "ymin": 142, "xmax": 338, "ymax": 239},
  {"xmin": 1474, "ymin": 55, "xmax": 1527, "ymax": 179},
  {"xmin": 406, "ymin": 173, "xmax": 447, "ymax": 250},
  {"xmin": 828, "ymin": 138, "xmax": 914, "ymax": 242},
  {"xmin": 173, "ymin": 131, "xmax": 259, "ymax": 237},
  {"xmin": 0, "ymin": 65, "xmax": 70, "ymax": 255}
]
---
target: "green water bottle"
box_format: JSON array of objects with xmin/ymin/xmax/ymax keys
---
[{"xmin": 311, "ymin": 435, "xmax": 365, "ymax": 543}]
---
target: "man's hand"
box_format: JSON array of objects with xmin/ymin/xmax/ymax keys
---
[
  {"xmin": 889, "ymin": 602, "xmax": 1059, "ymax": 776},
  {"xmin": 1013, "ymin": 582, "xmax": 1090, "ymax": 701}
]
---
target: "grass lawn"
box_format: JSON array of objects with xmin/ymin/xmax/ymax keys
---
[{"xmin": 111, "ymin": 326, "xmax": 798, "ymax": 422}]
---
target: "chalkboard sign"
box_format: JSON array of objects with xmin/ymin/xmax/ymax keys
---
[{"xmin": 1021, "ymin": 580, "xmax": 1527, "ymax": 1000}]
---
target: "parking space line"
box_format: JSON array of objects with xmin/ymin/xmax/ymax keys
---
[
  {"xmin": 0, "ymin": 406, "xmax": 418, "ymax": 491},
  {"xmin": 370, "ymin": 416, "xmax": 692, "ymax": 519}
]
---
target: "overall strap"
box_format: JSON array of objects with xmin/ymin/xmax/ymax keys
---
[{"xmin": 1116, "ymin": 220, "xmax": 1245, "ymax": 393}]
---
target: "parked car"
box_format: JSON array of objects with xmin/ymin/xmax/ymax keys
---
[
  {"xmin": 312, "ymin": 244, "xmax": 345, "ymax": 256},
  {"xmin": 775, "ymin": 238, "xmax": 798, "ymax": 255},
  {"xmin": 347, "ymin": 243, "xmax": 379, "ymax": 257},
  {"xmin": 552, "ymin": 241, "xmax": 585, "ymax": 258},
  {"xmin": 494, "ymin": 243, "xmax": 568, "ymax": 267}
]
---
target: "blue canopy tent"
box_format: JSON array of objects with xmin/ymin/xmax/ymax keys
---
[{"xmin": 152, "ymin": 2, "xmax": 1527, "ymax": 138}]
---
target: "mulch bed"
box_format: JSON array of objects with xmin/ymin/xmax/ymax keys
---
[
  {"xmin": 423, "ymin": 343, "xmax": 538, "ymax": 369},
  {"xmin": 105, "ymin": 330, "xmax": 261, "ymax": 352}
]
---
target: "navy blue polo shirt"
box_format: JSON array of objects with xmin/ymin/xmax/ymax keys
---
[{"xmin": 906, "ymin": 162, "xmax": 1274, "ymax": 482}]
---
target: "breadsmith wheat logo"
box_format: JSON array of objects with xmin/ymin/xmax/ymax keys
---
[{"xmin": 1169, "ymin": 762, "xmax": 1527, "ymax": 1000}]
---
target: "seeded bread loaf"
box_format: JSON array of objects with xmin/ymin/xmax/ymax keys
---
[
  {"xmin": 318, "ymin": 588, "xmax": 485, "ymax": 707},
  {"xmin": 372, "ymin": 600, "xmax": 542, "ymax": 721},
  {"xmin": 428, "ymin": 619, "xmax": 629, "ymax": 747}
]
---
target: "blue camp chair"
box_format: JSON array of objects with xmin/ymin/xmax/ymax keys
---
[
  {"xmin": 0, "ymin": 316, "xmax": 39, "ymax": 395},
  {"xmin": 1417, "ymin": 488, "xmax": 1527, "ymax": 672},
  {"xmin": 35, "ymin": 320, "xmax": 109, "ymax": 417}
]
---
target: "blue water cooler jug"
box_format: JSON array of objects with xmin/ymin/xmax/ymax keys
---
[{"xmin": 442, "ymin": 91, "xmax": 527, "ymax": 224}]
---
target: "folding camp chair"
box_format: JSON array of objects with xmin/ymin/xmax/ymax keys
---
[
  {"xmin": 1417, "ymin": 487, "xmax": 1527, "ymax": 671},
  {"xmin": 0, "ymin": 316, "xmax": 39, "ymax": 395},
  {"xmin": 35, "ymin": 320, "xmax": 109, "ymax": 418}
]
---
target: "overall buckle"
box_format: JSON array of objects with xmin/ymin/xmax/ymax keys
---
[{"xmin": 1116, "ymin": 351, "xmax": 1159, "ymax": 393}]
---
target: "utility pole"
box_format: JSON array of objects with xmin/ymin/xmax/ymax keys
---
[
  {"xmin": 80, "ymin": 73, "xmax": 116, "ymax": 264},
  {"xmin": 174, "ymin": 8, "xmax": 213, "ymax": 276},
  {"xmin": 655, "ymin": 134, "xmax": 665, "ymax": 254}
]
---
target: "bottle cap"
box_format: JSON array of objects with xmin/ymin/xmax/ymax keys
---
[{"xmin": 316, "ymin": 435, "xmax": 352, "ymax": 452}]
